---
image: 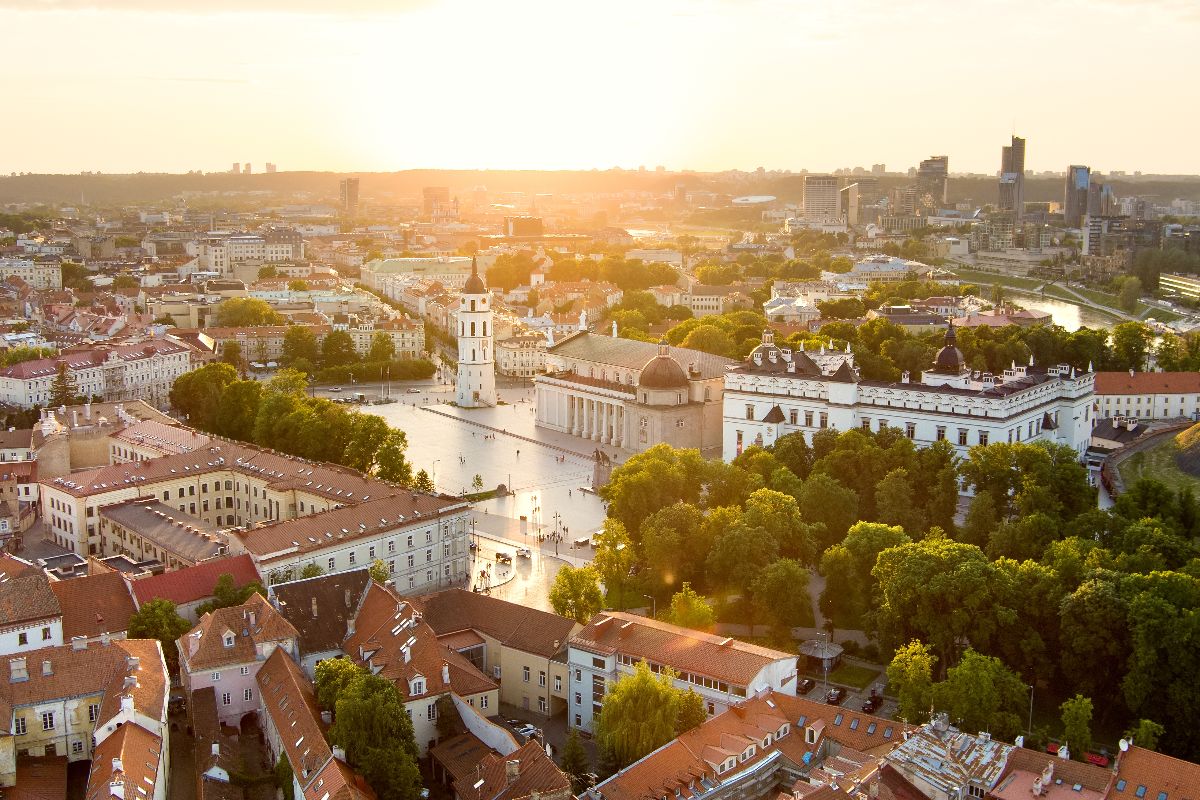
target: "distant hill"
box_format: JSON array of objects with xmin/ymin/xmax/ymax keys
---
[{"xmin": 2, "ymin": 169, "xmax": 1198, "ymax": 209}]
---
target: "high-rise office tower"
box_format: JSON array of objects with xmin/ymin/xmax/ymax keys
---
[
  {"xmin": 243, "ymin": 163, "xmax": 252, "ymax": 175},
  {"xmin": 265, "ymin": 163, "xmax": 277, "ymax": 174},
  {"xmin": 1088, "ymin": 182, "xmax": 1116, "ymax": 217},
  {"xmin": 998, "ymin": 135, "xmax": 1026, "ymax": 216},
  {"xmin": 803, "ymin": 175, "xmax": 841, "ymax": 221},
  {"xmin": 231, "ymin": 163, "xmax": 241, "ymax": 174},
  {"xmin": 339, "ymin": 178, "xmax": 360, "ymax": 217},
  {"xmin": 840, "ymin": 184, "xmax": 860, "ymax": 226},
  {"xmin": 1064, "ymin": 165, "xmax": 1091, "ymax": 228},
  {"xmin": 917, "ymin": 156, "xmax": 949, "ymax": 206}
]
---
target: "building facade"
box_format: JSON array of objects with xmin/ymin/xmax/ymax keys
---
[
  {"xmin": 534, "ymin": 332, "xmax": 733, "ymax": 455},
  {"xmin": 1094, "ymin": 371, "xmax": 1200, "ymax": 422},
  {"xmin": 722, "ymin": 329, "xmax": 1095, "ymax": 462}
]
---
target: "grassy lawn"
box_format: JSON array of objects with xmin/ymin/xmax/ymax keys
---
[
  {"xmin": 822, "ymin": 662, "xmax": 880, "ymax": 690},
  {"xmin": 953, "ymin": 268, "xmax": 1048, "ymax": 292},
  {"xmin": 1117, "ymin": 434, "xmax": 1200, "ymax": 493}
]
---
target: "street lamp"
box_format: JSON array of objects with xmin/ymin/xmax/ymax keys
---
[
  {"xmin": 432, "ymin": 459, "xmax": 440, "ymax": 491},
  {"xmin": 1027, "ymin": 682, "xmax": 1035, "ymax": 735},
  {"xmin": 642, "ymin": 594, "xmax": 656, "ymax": 619}
]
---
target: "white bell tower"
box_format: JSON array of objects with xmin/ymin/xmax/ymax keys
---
[{"xmin": 455, "ymin": 256, "xmax": 496, "ymax": 408}]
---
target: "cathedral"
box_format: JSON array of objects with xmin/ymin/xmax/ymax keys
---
[{"xmin": 455, "ymin": 257, "xmax": 497, "ymax": 407}]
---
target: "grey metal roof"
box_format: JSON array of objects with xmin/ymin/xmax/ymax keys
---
[
  {"xmin": 547, "ymin": 332, "xmax": 735, "ymax": 379},
  {"xmin": 100, "ymin": 499, "xmax": 225, "ymax": 563}
]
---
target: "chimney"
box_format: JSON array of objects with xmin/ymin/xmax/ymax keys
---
[
  {"xmin": 211, "ymin": 742, "xmax": 220, "ymax": 757},
  {"xmin": 345, "ymin": 588, "xmax": 351, "ymax": 607},
  {"xmin": 402, "ymin": 646, "xmax": 411, "ymax": 664},
  {"xmin": 442, "ymin": 662, "xmax": 450, "ymax": 685},
  {"xmin": 42, "ymin": 660, "xmax": 52, "ymax": 677},
  {"xmin": 9, "ymin": 657, "xmax": 27, "ymax": 683},
  {"xmin": 112, "ymin": 757, "xmax": 123, "ymax": 773},
  {"xmin": 332, "ymin": 745, "xmax": 347, "ymax": 762},
  {"xmin": 320, "ymin": 710, "xmax": 332, "ymax": 725},
  {"xmin": 248, "ymin": 611, "xmax": 256, "ymax": 629},
  {"xmin": 71, "ymin": 636, "xmax": 87, "ymax": 651},
  {"xmin": 901, "ymin": 370, "xmax": 910, "ymax": 383},
  {"xmin": 311, "ymin": 597, "xmax": 318, "ymax": 618},
  {"xmin": 120, "ymin": 695, "xmax": 134, "ymax": 715},
  {"xmin": 505, "ymin": 760, "xmax": 520, "ymax": 784}
]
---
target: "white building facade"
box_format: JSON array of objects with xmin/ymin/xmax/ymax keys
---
[{"xmin": 723, "ymin": 329, "xmax": 1096, "ymax": 462}]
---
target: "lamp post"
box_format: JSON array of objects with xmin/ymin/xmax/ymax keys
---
[
  {"xmin": 642, "ymin": 594, "xmax": 656, "ymax": 619},
  {"xmin": 819, "ymin": 632, "xmax": 830, "ymax": 695},
  {"xmin": 432, "ymin": 459, "xmax": 440, "ymax": 492},
  {"xmin": 1027, "ymin": 682, "xmax": 1035, "ymax": 735}
]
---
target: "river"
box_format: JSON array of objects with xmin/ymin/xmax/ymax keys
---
[{"xmin": 1005, "ymin": 291, "xmax": 1117, "ymax": 332}]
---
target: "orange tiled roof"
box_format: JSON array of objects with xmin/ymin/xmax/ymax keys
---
[
  {"xmin": 416, "ymin": 588, "xmax": 578, "ymax": 659},
  {"xmin": 85, "ymin": 722, "xmax": 162, "ymax": 800},
  {"xmin": 256, "ymin": 647, "xmax": 331, "ymax": 784},
  {"xmin": 571, "ymin": 611, "xmax": 795, "ymax": 688},
  {"xmin": 49, "ymin": 571, "xmax": 137, "ymax": 641},
  {"xmin": 1094, "ymin": 371, "xmax": 1200, "ymax": 396},
  {"xmin": 474, "ymin": 740, "xmax": 573, "ymax": 800},
  {"xmin": 1112, "ymin": 745, "xmax": 1200, "ymax": 800},
  {"xmin": 179, "ymin": 593, "xmax": 297, "ymax": 672},
  {"xmin": 345, "ymin": 582, "xmax": 496, "ymax": 701}
]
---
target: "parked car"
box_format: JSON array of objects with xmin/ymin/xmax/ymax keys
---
[
  {"xmin": 407, "ymin": 388, "xmax": 421, "ymax": 394},
  {"xmin": 468, "ymin": 541, "xmax": 478, "ymax": 551},
  {"xmin": 505, "ymin": 719, "xmax": 523, "ymax": 728},
  {"xmin": 330, "ymin": 387, "xmax": 343, "ymax": 392},
  {"xmin": 496, "ymin": 552, "xmax": 513, "ymax": 565},
  {"xmin": 861, "ymin": 695, "xmax": 882, "ymax": 713},
  {"xmin": 798, "ymin": 679, "xmax": 815, "ymax": 695},
  {"xmin": 516, "ymin": 547, "xmax": 531, "ymax": 558},
  {"xmin": 825, "ymin": 687, "xmax": 846, "ymax": 705}
]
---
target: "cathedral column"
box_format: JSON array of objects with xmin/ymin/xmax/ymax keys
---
[
  {"xmin": 615, "ymin": 406, "xmax": 624, "ymax": 447},
  {"xmin": 581, "ymin": 398, "xmax": 591, "ymax": 438},
  {"xmin": 600, "ymin": 403, "xmax": 611, "ymax": 444},
  {"xmin": 591, "ymin": 400, "xmax": 602, "ymax": 442}
]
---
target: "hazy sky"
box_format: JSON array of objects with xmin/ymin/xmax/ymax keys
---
[{"xmin": 3, "ymin": 0, "xmax": 1198, "ymax": 176}]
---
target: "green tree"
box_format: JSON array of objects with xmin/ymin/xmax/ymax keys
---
[
  {"xmin": 677, "ymin": 688, "xmax": 707, "ymax": 734},
  {"xmin": 797, "ymin": 472, "xmax": 858, "ymax": 552},
  {"xmin": 1124, "ymin": 719, "xmax": 1165, "ymax": 752},
  {"xmin": 368, "ymin": 559, "xmax": 390, "ymax": 584},
  {"xmin": 932, "ymin": 649, "xmax": 1027, "ymax": 741},
  {"xmin": 215, "ymin": 297, "xmax": 283, "ymax": 327},
  {"xmin": 411, "ymin": 469, "xmax": 435, "ymax": 493},
  {"xmin": 888, "ymin": 640, "xmax": 937, "ymax": 724},
  {"xmin": 48, "ymin": 362, "xmax": 77, "ymax": 408},
  {"xmin": 321, "ymin": 330, "xmax": 358, "ymax": 368},
  {"xmin": 666, "ymin": 583, "xmax": 715, "ymax": 631},
  {"xmin": 751, "ymin": 559, "xmax": 812, "ymax": 635},
  {"xmin": 600, "ymin": 445, "xmax": 708, "ymax": 538},
  {"xmin": 1110, "ymin": 322, "xmax": 1153, "ymax": 372},
  {"xmin": 299, "ymin": 563, "xmax": 324, "ymax": 579},
  {"xmin": 558, "ymin": 729, "xmax": 591, "ymax": 793},
  {"xmin": 819, "ymin": 522, "xmax": 909, "ymax": 627},
  {"xmin": 592, "ymin": 520, "xmax": 635, "ymax": 606},
  {"xmin": 368, "ymin": 331, "xmax": 396, "ymax": 363},
  {"xmin": 328, "ymin": 671, "xmax": 422, "ymax": 800},
  {"xmin": 471, "ymin": 474, "xmax": 484, "ymax": 493},
  {"xmin": 1118, "ymin": 276, "xmax": 1143, "ymax": 313},
  {"xmin": 595, "ymin": 661, "xmax": 700, "ymax": 769},
  {"xmin": 212, "ymin": 379, "xmax": 262, "ymax": 441},
  {"xmin": 127, "ymin": 599, "xmax": 191, "ymax": 670},
  {"xmin": 221, "ymin": 341, "xmax": 243, "ymax": 371},
  {"xmin": 549, "ymin": 565, "xmax": 604, "ymax": 624},
  {"xmin": 770, "ymin": 431, "xmax": 812, "ymax": 479},
  {"xmin": 315, "ymin": 657, "xmax": 364, "ymax": 713},
  {"xmin": 679, "ymin": 326, "xmax": 736, "ymax": 358},
  {"xmin": 282, "ymin": 326, "xmax": 320, "ymax": 366},
  {"xmin": 0, "ymin": 346, "xmax": 56, "ymax": 367},
  {"xmin": 640, "ymin": 502, "xmax": 707, "ymax": 595},
  {"xmin": 195, "ymin": 573, "xmax": 266, "ymax": 616},
  {"xmin": 112, "ymin": 274, "xmax": 140, "ymax": 289},
  {"xmin": 288, "ymin": 279, "xmax": 309, "ymax": 291},
  {"xmin": 1060, "ymin": 694, "xmax": 1093, "ymax": 758},
  {"xmin": 341, "ymin": 414, "xmax": 390, "ymax": 473},
  {"xmin": 374, "ymin": 429, "xmax": 412, "ymax": 485},
  {"xmin": 875, "ymin": 467, "xmax": 927, "ymax": 535},
  {"xmin": 742, "ymin": 488, "xmax": 817, "ymax": 564},
  {"xmin": 706, "ymin": 523, "xmax": 779, "ymax": 598},
  {"xmin": 258, "ymin": 265, "xmax": 278, "ymax": 279},
  {"xmin": 169, "ymin": 362, "xmax": 238, "ymax": 431}
]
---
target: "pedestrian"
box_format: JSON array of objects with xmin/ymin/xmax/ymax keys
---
[{"xmin": 516, "ymin": 449, "xmax": 520, "ymax": 457}]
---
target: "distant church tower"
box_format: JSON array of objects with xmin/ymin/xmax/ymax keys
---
[{"xmin": 456, "ymin": 256, "xmax": 497, "ymax": 407}]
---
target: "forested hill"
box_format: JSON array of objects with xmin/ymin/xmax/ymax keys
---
[{"xmin": 3, "ymin": 169, "xmax": 1200, "ymax": 208}]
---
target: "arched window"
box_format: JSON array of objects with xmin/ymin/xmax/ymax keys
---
[{"xmin": 470, "ymin": 299, "xmax": 476, "ymax": 311}]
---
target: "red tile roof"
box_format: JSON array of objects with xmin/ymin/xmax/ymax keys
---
[
  {"xmin": 179, "ymin": 593, "xmax": 297, "ymax": 672},
  {"xmin": 10, "ymin": 756, "xmax": 68, "ymax": 800},
  {"xmin": 1094, "ymin": 371, "xmax": 1200, "ymax": 395},
  {"xmin": 256, "ymin": 647, "xmax": 331, "ymax": 784},
  {"xmin": 417, "ymin": 588, "xmax": 578, "ymax": 659},
  {"xmin": 130, "ymin": 554, "xmax": 260, "ymax": 607},
  {"xmin": 1112, "ymin": 745, "xmax": 1200, "ymax": 800},
  {"xmin": 50, "ymin": 571, "xmax": 138, "ymax": 640},
  {"xmin": 571, "ymin": 611, "xmax": 795, "ymax": 688},
  {"xmin": 85, "ymin": 723, "xmax": 163, "ymax": 800},
  {"xmin": 473, "ymin": 740, "xmax": 573, "ymax": 800}
]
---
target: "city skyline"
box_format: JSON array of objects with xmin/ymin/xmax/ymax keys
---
[{"xmin": 3, "ymin": 0, "xmax": 1199, "ymax": 176}]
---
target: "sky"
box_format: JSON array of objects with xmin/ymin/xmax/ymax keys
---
[{"xmin": 3, "ymin": 0, "xmax": 1198, "ymax": 176}]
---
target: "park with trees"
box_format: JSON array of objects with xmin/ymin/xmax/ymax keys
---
[
  {"xmin": 570, "ymin": 429, "xmax": 1200, "ymax": 762},
  {"xmin": 169, "ymin": 365, "xmax": 417, "ymax": 485}
]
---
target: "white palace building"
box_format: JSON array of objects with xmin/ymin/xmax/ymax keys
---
[{"xmin": 723, "ymin": 327, "xmax": 1096, "ymax": 461}]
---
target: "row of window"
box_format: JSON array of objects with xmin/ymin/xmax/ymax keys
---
[{"xmin": 12, "ymin": 703, "xmax": 99, "ymax": 735}]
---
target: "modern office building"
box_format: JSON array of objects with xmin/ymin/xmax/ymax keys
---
[
  {"xmin": 339, "ymin": 177, "xmax": 360, "ymax": 217},
  {"xmin": 839, "ymin": 184, "xmax": 860, "ymax": 226},
  {"xmin": 802, "ymin": 175, "xmax": 841, "ymax": 221},
  {"xmin": 917, "ymin": 155, "xmax": 949, "ymax": 206},
  {"xmin": 1064, "ymin": 165, "xmax": 1091, "ymax": 227},
  {"xmin": 998, "ymin": 135, "xmax": 1026, "ymax": 216}
]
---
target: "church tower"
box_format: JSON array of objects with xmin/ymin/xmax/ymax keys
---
[{"xmin": 455, "ymin": 256, "xmax": 497, "ymax": 407}]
